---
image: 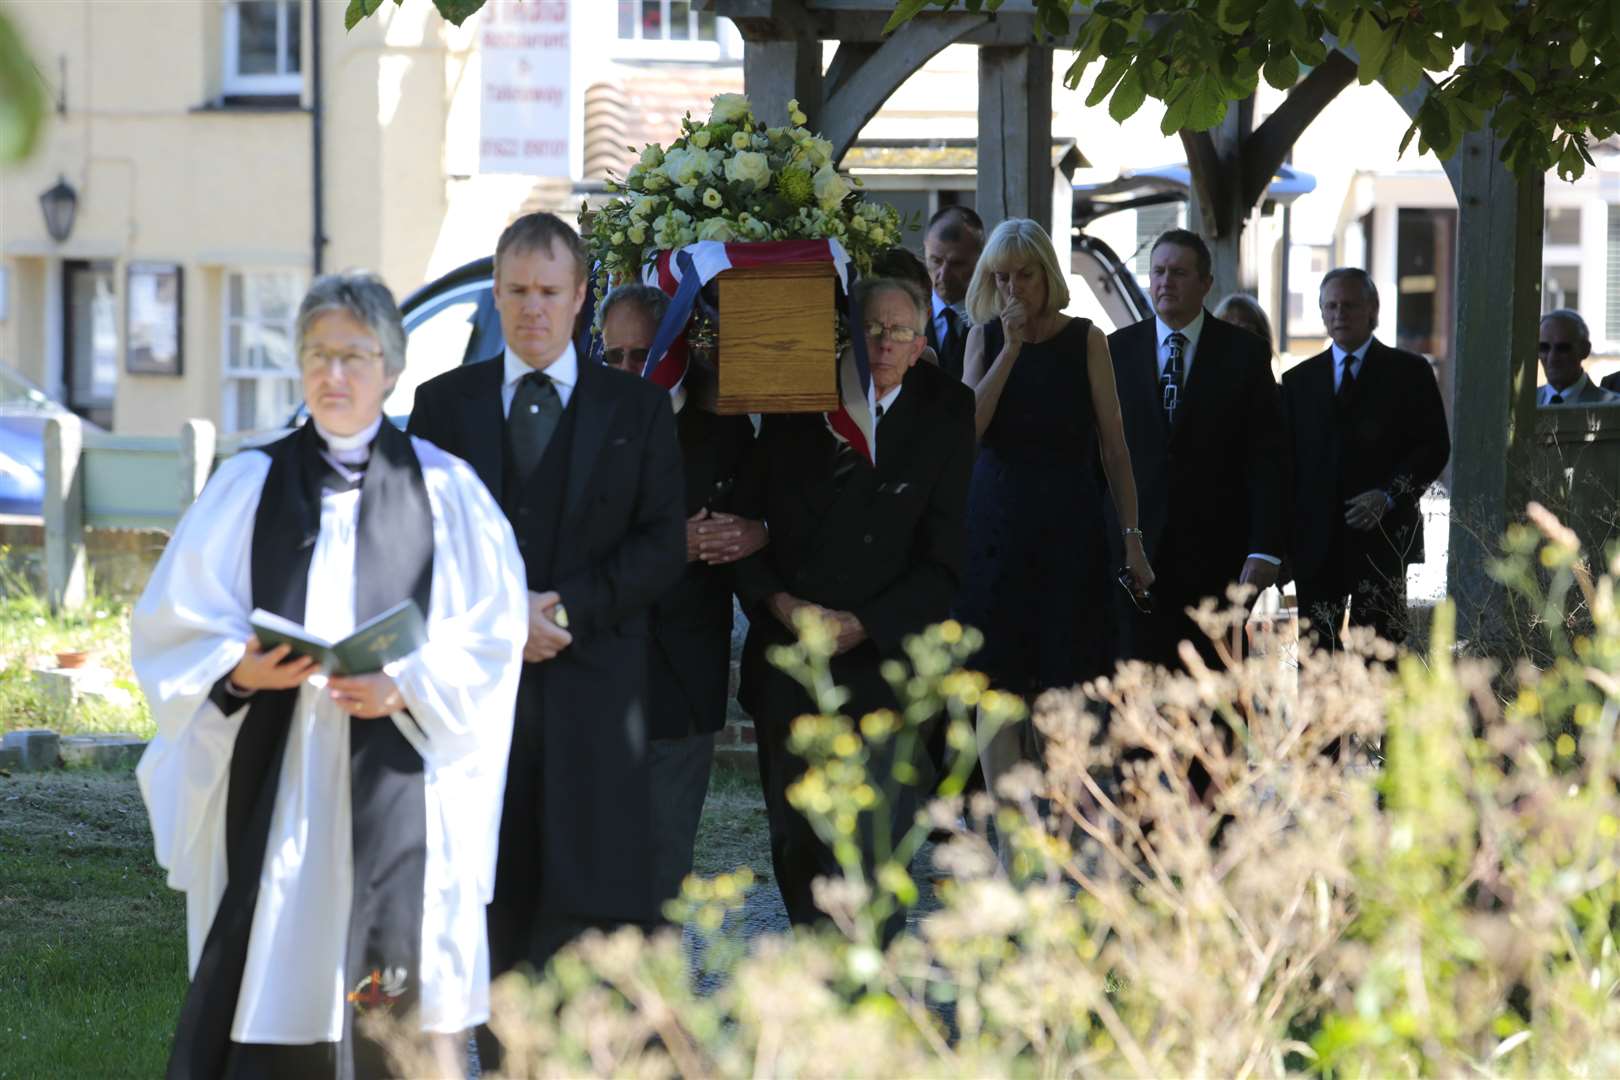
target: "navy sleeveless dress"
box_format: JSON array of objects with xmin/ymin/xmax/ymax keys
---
[{"xmin": 956, "ymin": 316, "xmax": 1112, "ymax": 698}]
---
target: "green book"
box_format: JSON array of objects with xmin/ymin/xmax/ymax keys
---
[{"xmin": 249, "ymin": 599, "xmax": 427, "ymax": 676}]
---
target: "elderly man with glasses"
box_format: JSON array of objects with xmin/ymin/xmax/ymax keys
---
[
  {"xmin": 1538, "ymin": 308, "xmax": 1620, "ymax": 406},
  {"xmin": 598, "ymin": 283, "xmax": 766, "ymax": 915},
  {"xmin": 732, "ymin": 276, "xmax": 975, "ymax": 938}
]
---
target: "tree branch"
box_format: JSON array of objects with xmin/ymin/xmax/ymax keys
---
[{"xmin": 1240, "ymin": 50, "xmax": 1357, "ymax": 209}]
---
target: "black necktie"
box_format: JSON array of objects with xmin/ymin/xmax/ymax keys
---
[
  {"xmin": 1550, "ymin": 392, "xmax": 1564, "ymax": 405},
  {"xmin": 1338, "ymin": 356, "xmax": 1357, "ymax": 404},
  {"xmin": 1161, "ymin": 331, "xmax": 1186, "ymax": 426},
  {"xmin": 507, "ymin": 370, "xmax": 562, "ymax": 481},
  {"xmin": 941, "ymin": 308, "xmax": 961, "ymax": 361}
]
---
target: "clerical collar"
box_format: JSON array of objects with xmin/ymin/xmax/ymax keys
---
[
  {"xmin": 313, "ymin": 416, "xmax": 382, "ymax": 466},
  {"xmin": 504, "ymin": 342, "xmax": 577, "ymax": 394}
]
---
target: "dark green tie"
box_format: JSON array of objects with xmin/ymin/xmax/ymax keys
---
[{"xmin": 507, "ymin": 370, "xmax": 562, "ymax": 481}]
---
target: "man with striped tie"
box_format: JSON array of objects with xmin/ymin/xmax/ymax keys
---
[{"xmin": 1107, "ymin": 229, "xmax": 1286, "ymax": 669}]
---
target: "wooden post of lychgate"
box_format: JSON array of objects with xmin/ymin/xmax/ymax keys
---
[
  {"xmin": 179, "ymin": 419, "xmax": 217, "ymax": 515},
  {"xmin": 44, "ymin": 414, "xmax": 87, "ymax": 612}
]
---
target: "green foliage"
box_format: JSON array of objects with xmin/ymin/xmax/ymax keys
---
[
  {"xmin": 882, "ymin": 0, "xmax": 1620, "ymax": 181},
  {"xmin": 0, "ymin": 6, "xmax": 46, "ymax": 163}
]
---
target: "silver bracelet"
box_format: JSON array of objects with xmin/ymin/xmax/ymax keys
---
[{"xmin": 1122, "ymin": 527, "xmax": 1144, "ymax": 539}]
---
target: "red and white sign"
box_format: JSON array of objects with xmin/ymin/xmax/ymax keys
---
[{"xmin": 479, "ymin": 0, "xmax": 570, "ymax": 176}]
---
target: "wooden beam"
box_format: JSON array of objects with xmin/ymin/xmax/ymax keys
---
[
  {"xmin": 715, "ymin": 0, "xmax": 1080, "ymax": 44},
  {"xmin": 823, "ymin": 42, "xmax": 878, "ymax": 101},
  {"xmin": 1445, "ymin": 122, "xmax": 1543, "ymax": 634},
  {"xmin": 823, "ymin": 18, "xmax": 980, "ymax": 163},
  {"xmin": 977, "ymin": 46, "xmax": 1054, "ymax": 234},
  {"xmin": 1240, "ymin": 50, "xmax": 1356, "ymax": 209},
  {"xmin": 745, "ymin": 36, "xmax": 824, "ymax": 127}
]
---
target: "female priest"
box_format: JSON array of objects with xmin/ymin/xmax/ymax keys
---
[{"xmin": 133, "ymin": 271, "xmax": 527, "ymax": 1078}]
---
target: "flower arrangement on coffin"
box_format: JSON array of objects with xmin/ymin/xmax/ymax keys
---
[{"xmin": 581, "ymin": 93, "xmax": 907, "ymax": 295}]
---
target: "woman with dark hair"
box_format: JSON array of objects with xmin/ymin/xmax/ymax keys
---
[
  {"xmin": 134, "ymin": 271, "xmax": 527, "ymax": 1078},
  {"xmin": 958, "ymin": 219, "xmax": 1153, "ymax": 787}
]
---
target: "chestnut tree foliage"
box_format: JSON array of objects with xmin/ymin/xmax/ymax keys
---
[{"xmin": 887, "ymin": 0, "xmax": 1620, "ymax": 180}]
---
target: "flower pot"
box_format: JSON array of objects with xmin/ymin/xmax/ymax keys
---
[{"xmin": 55, "ymin": 650, "xmax": 91, "ymax": 670}]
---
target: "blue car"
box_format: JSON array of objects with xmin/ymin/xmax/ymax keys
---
[{"xmin": 0, "ymin": 367, "xmax": 106, "ymax": 518}]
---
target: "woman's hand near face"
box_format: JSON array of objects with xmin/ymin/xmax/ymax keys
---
[
  {"xmin": 230, "ymin": 635, "xmax": 319, "ymax": 692},
  {"xmin": 1001, "ymin": 298, "xmax": 1029, "ymax": 350}
]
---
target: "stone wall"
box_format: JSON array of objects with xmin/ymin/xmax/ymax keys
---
[{"xmin": 0, "ymin": 523, "xmax": 168, "ymax": 602}]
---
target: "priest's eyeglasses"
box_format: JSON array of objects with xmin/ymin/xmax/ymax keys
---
[
  {"xmin": 865, "ymin": 321, "xmax": 920, "ymax": 344},
  {"xmin": 300, "ymin": 348, "xmax": 385, "ymax": 375}
]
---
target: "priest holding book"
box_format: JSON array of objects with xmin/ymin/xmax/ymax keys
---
[{"xmin": 132, "ymin": 271, "xmax": 528, "ymax": 1079}]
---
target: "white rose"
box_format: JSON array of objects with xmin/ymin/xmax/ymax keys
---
[
  {"xmin": 724, "ymin": 150, "xmax": 772, "ymax": 189},
  {"xmin": 806, "ymin": 137, "xmax": 834, "ymax": 168},
  {"xmin": 813, "ymin": 163, "xmax": 853, "ymax": 211},
  {"xmin": 697, "ymin": 217, "xmax": 737, "ymax": 243},
  {"xmin": 709, "ymin": 93, "xmax": 752, "ymax": 126},
  {"xmin": 690, "ymin": 130, "xmax": 712, "ymax": 149},
  {"xmin": 628, "ymin": 224, "xmax": 647, "ymax": 245},
  {"xmin": 730, "ymin": 130, "xmax": 751, "ymax": 152}
]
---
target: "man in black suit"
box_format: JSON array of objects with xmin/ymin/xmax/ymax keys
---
[
  {"xmin": 406, "ymin": 213, "xmax": 686, "ymax": 985},
  {"xmin": 923, "ymin": 205, "xmax": 984, "ymax": 381},
  {"xmin": 735, "ymin": 277, "xmax": 974, "ymax": 931},
  {"xmin": 598, "ymin": 282, "xmax": 766, "ymax": 912},
  {"xmin": 1108, "ymin": 229, "xmax": 1286, "ymax": 668},
  {"xmin": 1281, "ymin": 267, "xmax": 1449, "ymax": 649}
]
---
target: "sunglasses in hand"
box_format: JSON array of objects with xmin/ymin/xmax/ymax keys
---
[{"xmin": 1117, "ymin": 566, "xmax": 1153, "ymax": 614}]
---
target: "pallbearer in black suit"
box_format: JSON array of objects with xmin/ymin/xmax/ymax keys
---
[
  {"xmin": 1540, "ymin": 309, "xmax": 1620, "ymax": 406},
  {"xmin": 1108, "ymin": 230, "xmax": 1287, "ymax": 668},
  {"xmin": 956, "ymin": 218, "xmax": 1154, "ymax": 788},
  {"xmin": 924, "ymin": 205, "xmax": 984, "ymax": 381},
  {"xmin": 407, "ymin": 215, "xmax": 686, "ymax": 992},
  {"xmin": 1281, "ymin": 268, "xmax": 1450, "ymax": 649},
  {"xmin": 598, "ymin": 283, "xmax": 766, "ymax": 913},
  {"xmin": 735, "ymin": 278, "xmax": 975, "ymax": 932}
]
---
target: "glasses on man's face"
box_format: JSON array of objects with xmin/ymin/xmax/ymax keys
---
[
  {"xmin": 300, "ymin": 348, "xmax": 384, "ymax": 375},
  {"xmin": 865, "ymin": 321, "xmax": 920, "ymax": 344},
  {"xmin": 603, "ymin": 346, "xmax": 650, "ymax": 372}
]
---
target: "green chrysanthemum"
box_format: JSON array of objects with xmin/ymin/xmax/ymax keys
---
[{"xmin": 776, "ymin": 167, "xmax": 814, "ymax": 208}]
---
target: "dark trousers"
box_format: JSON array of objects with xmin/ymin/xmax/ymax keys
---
[
  {"xmin": 648, "ymin": 731, "xmax": 717, "ymax": 914},
  {"xmin": 755, "ymin": 672, "xmax": 934, "ymax": 944},
  {"xmin": 1296, "ymin": 556, "xmax": 1409, "ymax": 652}
]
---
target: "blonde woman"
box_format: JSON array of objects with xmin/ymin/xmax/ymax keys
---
[{"xmin": 957, "ymin": 219, "xmax": 1153, "ymax": 785}]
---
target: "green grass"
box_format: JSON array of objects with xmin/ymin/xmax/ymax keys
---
[
  {"xmin": 0, "ymin": 763, "xmax": 770, "ymax": 1076},
  {"xmin": 0, "ymin": 768, "xmax": 187, "ymax": 1079},
  {"xmin": 0, "ymin": 554, "xmax": 151, "ymax": 739}
]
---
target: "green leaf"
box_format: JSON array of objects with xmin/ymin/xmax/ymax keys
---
[
  {"xmin": 0, "ymin": 9, "xmax": 45, "ymax": 163},
  {"xmin": 883, "ymin": 0, "xmax": 936, "ymax": 35},
  {"xmin": 1109, "ymin": 69, "xmax": 1147, "ymax": 122},
  {"xmin": 1571, "ymin": 37, "xmax": 1589, "ymax": 68},
  {"xmin": 1185, "ymin": 73, "xmax": 1228, "ymax": 130},
  {"xmin": 1160, "ymin": 85, "xmax": 1194, "ymax": 134},
  {"xmin": 1086, "ymin": 54, "xmax": 1133, "ymax": 108},
  {"xmin": 1351, "ymin": 15, "xmax": 1395, "ymax": 85},
  {"xmin": 433, "ymin": 0, "xmax": 487, "ymax": 25},
  {"xmin": 344, "ymin": 0, "xmax": 368, "ymax": 30},
  {"xmin": 1383, "ymin": 40, "xmax": 1424, "ymax": 96},
  {"xmin": 1263, "ymin": 49, "xmax": 1300, "ymax": 90},
  {"xmin": 1294, "ymin": 38, "xmax": 1329, "ymax": 68}
]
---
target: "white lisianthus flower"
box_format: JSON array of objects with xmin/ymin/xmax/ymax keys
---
[
  {"xmin": 611, "ymin": 231, "xmax": 625, "ymax": 244},
  {"xmin": 724, "ymin": 150, "xmax": 772, "ymax": 188},
  {"xmin": 702, "ymin": 187, "xmax": 724, "ymax": 209},
  {"xmin": 690, "ymin": 130, "xmax": 712, "ymax": 149},
  {"xmin": 629, "ymin": 196, "xmax": 657, "ymax": 221},
  {"xmin": 849, "ymin": 216, "xmax": 868, "ymax": 234},
  {"xmin": 813, "ymin": 163, "xmax": 853, "ymax": 211},
  {"xmin": 639, "ymin": 144, "xmax": 664, "ymax": 168},
  {"xmin": 730, "ymin": 130, "xmax": 751, "ymax": 152},
  {"xmin": 805, "ymin": 137, "xmax": 834, "ymax": 168},
  {"xmin": 697, "ymin": 217, "xmax": 737, "ymax": 242},
  {"xmin": 642, "ymin": 172, "xmax": 670, "ymax": 192},
  {"xmin": 673, "ymin": 185, "xmax": 698, "ymax": 205},
  {"xmin": 709, "ymin": 93, "xmax": 752, "ymax": 126},
  {"xmin": 788, "ymin": 98, "xmax": 808, "ymax": 126},
  {"xmin": 628, "ymin": 224, "xmax": 647, "ymax": 245}
]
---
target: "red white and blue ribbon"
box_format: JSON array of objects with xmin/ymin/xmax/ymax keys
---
[{"xmin": 640, "ymin": 238, "xmax": 877, "ymax": 464}]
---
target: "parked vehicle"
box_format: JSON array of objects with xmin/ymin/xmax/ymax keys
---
[{"xmin": 0, "ymin": 366, "xmax": 104, "ymax": 517}]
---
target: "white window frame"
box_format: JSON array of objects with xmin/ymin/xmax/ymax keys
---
[
  {"xmin": 614, "ymin": 1, "xmax": 740, "ymax": 62},
  {"xmin": 222, "ymin": 269, "xmax": 304, "ymax": 433},
  {"xmin": 223, "ymin": 0, "xmax": 303, "ymax": 98}
]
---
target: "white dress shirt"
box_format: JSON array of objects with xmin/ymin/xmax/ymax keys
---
[
  {"xmin": 501, "ymin": 342, "xmax": 577, "ymax": 417},
  {"xmin": 875, "ymin": 383, "xmax": 902, "ymax": 423},
  {"xmin": 1330, "ymin": 336, "xmax": 1374, "ymax": 392},
  {"xmin": 1155, "ymin": 309, "xmax": 1206, "ymax": 381},
  {"xmin": 1539, "ymin": 372, "xmax": 1593, "ymax": 406}
]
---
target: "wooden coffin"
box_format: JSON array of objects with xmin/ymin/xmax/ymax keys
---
[{"xmin": 694, "ymin": 260, "xmax": 839, "ymax": 414}]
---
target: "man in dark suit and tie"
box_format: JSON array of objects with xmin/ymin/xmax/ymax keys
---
[
  {"xmin": 923, "ymin": 205, "xmax": 984, "ymax": 381},
  {"xmin": 735, "ymin": 277, "xmax": 974, "ymax": 933},
  {"xmin": 1108, "ymin": 229, "xmax": 1287, "ymax": 668},
  {"xmin": 598, "ymin": 282, "xmax": 767, "ymax": 912},
  {"xmin": 1281, "ymin": 267, "xmax": 1449, "ymax": 649},
  {"xmin": 1540, "ymin": 308, "xmax": 1620, "ymax": 405},
  {"xmin": 406, "ymin": 213, "xmax": 686, "ymax": 992}
]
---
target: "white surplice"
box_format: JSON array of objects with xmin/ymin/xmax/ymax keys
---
[{"xmin": 133, "ymin": 436, "xmax": 527, "ymax": 1042}]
